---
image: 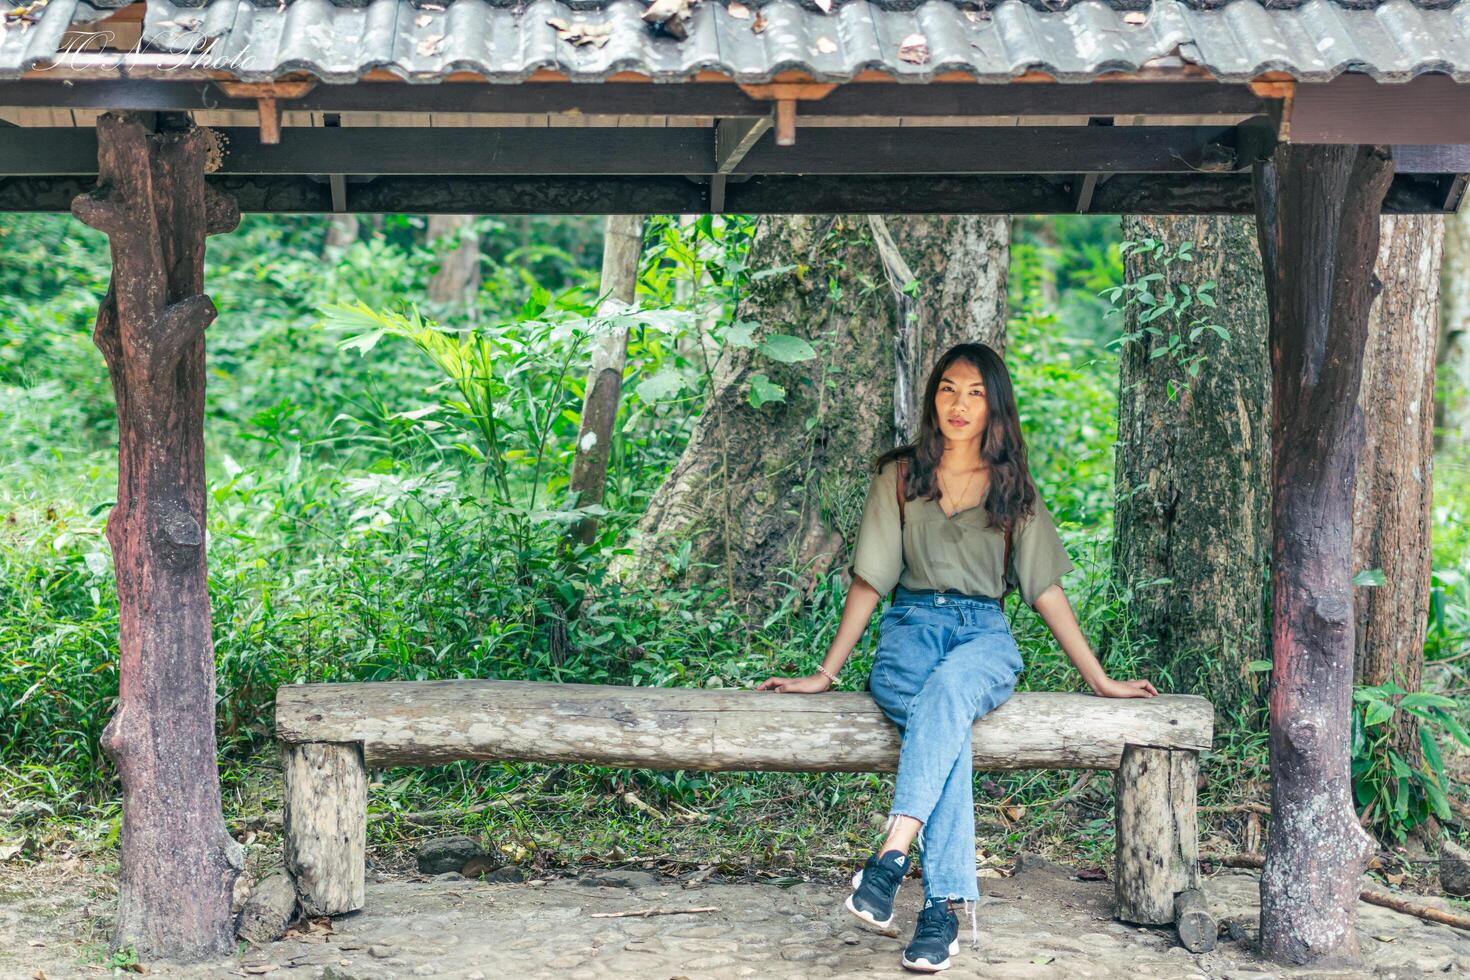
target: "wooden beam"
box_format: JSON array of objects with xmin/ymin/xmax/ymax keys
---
[
  {"xmin": 274, "ymin": 680, "xmax": 1213, "ymax": 772},
  {"xmin": 1, "ymin": 171, "xmax": 1461, "ymax": 215},
  {"xmin": 1293, "ymin": 75, "xmax": 1470, "ymax": 145},
  {"xmin": 0, "ymin": 125, "xmax": 1276, "ymax": 177},
  {"xmin": 0, "ymin": 79, "xmax": 1270, "ymax": 120}
]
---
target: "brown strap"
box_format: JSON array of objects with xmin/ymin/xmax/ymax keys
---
[
  {"xmin": 896, "ymin": 457, "xmax": 907, "ymax": 529},
  {"xmin": 890, "ymin": 459, "xmax": 908, "ymax": 604},
  {"xmin": 1002, "ymin": 523, "xmax": 1014, "ymax": 599}
]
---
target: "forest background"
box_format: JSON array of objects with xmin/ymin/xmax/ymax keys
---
[{"xmin": 2, "ymin": 210, "xmax": 1468, "ymax": 894}]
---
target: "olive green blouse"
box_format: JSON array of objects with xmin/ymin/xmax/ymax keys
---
[{"xmin": 846, "ymin": 459, "xmax": 1075, "ymax": 608}]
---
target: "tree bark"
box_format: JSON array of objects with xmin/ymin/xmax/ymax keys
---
[
  {"xmin": 1352, "ymin": 214, "xmax": 1441, "ymax": 764},
  {"xmin": 1253, "ymin": 143, "xmax": 1394, "ymax": 965},
  {"xmin": 568, "ymin": 214, "xmax": 644, "ymax": 545},
  {"xmin": 870, "ymin": 215, "xmax": 1009, "ymax": 442},
  {"xmin": 1113, "ymin": 215, "xmax": 1270, "ymax": 718},
  {"xmin": 1438, "ymin": 205, "xmax": 1470, "ymax": 449},
  {"xmin": 425, "ymin": 214, "xmax": 480, "ymax": 316},
  {"xmin": 322, "ymin": 213, "xmax": 360, "ymax": 259},
  {"xmin": 624, "ymin": 215, "xmax": 1007, "ymax": 611},
  {"xmin": 70, "ymin": 112, "xmax": 243, "ymax": 961}
]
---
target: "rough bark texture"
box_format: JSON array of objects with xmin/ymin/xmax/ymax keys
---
[
  {"xmin": 283, "ymin": 741, "xmax": 367, "ymax": 917},
  {"xmin": 623, "ymin": 215, "xmax": 1007, "ymax": 610},
  {"xmin": 1439, "ymin": 205, "xmax": 1470, "ymax": 449},
  {"xmin": 425, "ymin": 214, "xmax": 480, "ymax": 315},
  {"xmin": 1352, "ymin": 214, "xmax": 1441, "ymax": 765},
  {"xmin": 1113, "ymin": 746, "xmax": 1201, "ymax": 926},
  {"xmin": 275, "ymin": 680, "xmax": 1212, "ymax": 773},
  {"xmin": 869, "ymin": 215, "xmax": 1009, "ymax": 442},
  {"xmin": 1114, "ymin": 215, "xmax": 1270, "ymax": 718},
  {"xmin": 70, "ymin": 112, "xmax": 243, "ymax": 961},
  {"xmin": 1253, "ymin": 143, "xmax": 1394, "ymax": 966},
  {"xmin": 568, "ymin": 214, "xmax": 644, "ymax": 545}
]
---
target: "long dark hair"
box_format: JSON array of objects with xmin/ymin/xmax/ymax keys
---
[{"xmin": 874, "ymin": 343, "xmax": 1038, "ymax": 533}]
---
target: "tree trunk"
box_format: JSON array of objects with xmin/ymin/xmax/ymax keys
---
[
  {"xmin": 1439, "ymin": 205, "xmax": 1470, "ymax": 449},
  {"xmin": 426, "ymin": 214, "xmax": 480, "ymax": 316},
  {"xmin": 1113, "ymin": 215, "xmax": 1270, "ymax": 720},
  {"xmin": 1352, "ymin": 214, "xmax": 1442, "ymax": 764},
  {"xmin": 568, "ymin": 214, "xmax": 644, "ymax": 545},
  {"xmin": 870, "ymin": 215, "xmax": 1009, "ymax": 442},
  {"xmin": 70, "ymin": 112, "xmax": 243, "ymax": 961},
  {"xmin": 623, "ymin": 215, "xmax": 1007, "ymax": 612},
  {"xmin": 322, "ymin": 214, "xmax": 359, "ymax": 259},
  {"xmin": 1253, "ymin": 142, "xmax": 1394, "ymax": 965}
]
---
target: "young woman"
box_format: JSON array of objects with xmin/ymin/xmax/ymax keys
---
[{"xmin": 758, "ymin": 342, "xmax": 1157, "ymax": 974}]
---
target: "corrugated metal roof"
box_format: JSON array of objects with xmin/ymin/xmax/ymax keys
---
[
  {"xmin": 0, "ymin": 0, "xmax": 112, "ymax": 80},
  {"xmin": 3, "ymin": 0, "xmax": 1470, "ymax": 83}
]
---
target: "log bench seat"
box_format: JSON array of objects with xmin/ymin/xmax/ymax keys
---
[{"xmin": 275, "ymin": 679, "xmax": 1215, "ymax": 945}]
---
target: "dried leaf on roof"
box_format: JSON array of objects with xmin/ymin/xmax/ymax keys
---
[
  {"xmin": 727, "ymin": 0, "xmax": 750, "ymax": 18},
  {"xmin": 814, "ymin": 0, "xmax": 832, "ymax": 12},
  {"xmin": 642, "ymin": 0, "xmax": 693, "ymax": 40},
  {"xmin": 414, "ymin": 12, "xmax": 432, "ymax": 27},
  {"xmin": 751, "ymin": 10, "xmax": 767, "ymax": 32},
  {"xmin": 1123, "ymin": 10, "xmax": 1147, "ymax": 24},
  {"xmin": 416, "ymin": 33, "xmax": 445, "ymax": 56},
  {"xmin": 547, "ymin": 16, "xmax": 614, "ymax": 47},
  {"xmin": 815, "ymin": 36, "xmax": 837, "ymax": 53},
  {"xmin": 898, "ymin": 31, "xmax": 928, "ymax": 64},
  {"xmin": 3, "ymin": 0, "xmax": 47, "ymax": 25}
]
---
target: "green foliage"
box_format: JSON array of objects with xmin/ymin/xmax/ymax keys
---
[
  {"xmin": 1351, "ymin": 680, "xmax": 1470, "ymax": 843},
  {"xmin": 1, "ymin": 210, "xmax": 1466, "ymax": 870},
  {"xmin": 1101, "ymin": 237, "xmax": 1229, "ymax": 402}
]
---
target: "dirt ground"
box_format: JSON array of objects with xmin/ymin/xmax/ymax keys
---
[{"xmin": 3, "ymin": 853, "xmax": 1469, "ymax": 980}]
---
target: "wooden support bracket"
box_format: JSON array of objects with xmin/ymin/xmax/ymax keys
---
[
  {"xmin": 710, "ymin": 115, "xmax": 773, "ymax": 212},
  {"xmin": 737, "ymin": 83, "xmax": 837, "ymax": 146},
  {"xmin": 1247, "ymin": 72, "xmax": 1295, "ymax": 142},
  {"xmin": 216, "ymin": 81, "xmax": 317, "ymax": 145}
]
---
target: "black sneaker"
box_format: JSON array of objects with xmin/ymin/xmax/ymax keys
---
[
  {"xmin": 844, "ymin": 849, "xmax": 907, "ymax": 930},
  {"xmin": 901, "ymin": 897, "xmax": 960, "ymax": 973}
]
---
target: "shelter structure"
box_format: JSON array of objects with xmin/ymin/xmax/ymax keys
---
[{"xmin": 1, "ymin": 0, "xmax": 1467, "ymax": 967}]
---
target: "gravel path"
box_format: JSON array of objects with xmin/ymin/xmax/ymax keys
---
[{"xmin": 4, "ymin": 859, "xmax": 1468, "ymax": 978}]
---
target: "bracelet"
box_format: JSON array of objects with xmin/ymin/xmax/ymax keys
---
[{"xmin": 815, "ymin": 664, "xmax": 840, "ymax": 685}]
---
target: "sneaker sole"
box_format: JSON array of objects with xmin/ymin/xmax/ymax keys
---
[
  {"xmin": 900, "ymin": 938, "xmax": 959, "ymax": 973},
  {"xmin": 844, "ymin": 893, "xmax": 895, "ymax": 932}
]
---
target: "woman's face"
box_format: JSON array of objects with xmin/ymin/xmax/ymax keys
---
[{"xmin": 933, "ymin": 359, "xmax": 988, "ymax": 450}]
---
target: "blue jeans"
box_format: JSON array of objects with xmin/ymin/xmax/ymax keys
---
[{"xmin": 868, "ymin": 585, "xmax": 1023, "ymax": 902}]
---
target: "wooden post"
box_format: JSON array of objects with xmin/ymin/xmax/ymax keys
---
[
  {"xmin": 1174, "ymin": 887, "xmax": 1217, "ymax": 953},
  {"xmin": 1114, "ymin": 745, "xmax": 1201, "ymax": 925},
  {"xmin": 283, "ymin": 742, "xmax": 368, "ymax": 916},
  {"xmin": 1253, "ymin": 143, "xmax": 1394, "ymax": 964},
  {"xmin": 70, "ymin": 112, "xmax": 242, "ymax": 961}
]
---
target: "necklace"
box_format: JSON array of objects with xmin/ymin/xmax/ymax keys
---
[{"xmin": 938, "ymin": 465, "xmax": 982, "ymax": 518}]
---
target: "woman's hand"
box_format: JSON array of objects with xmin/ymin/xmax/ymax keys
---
[
  {"xmin": 1092, "ymin": 676, "xmax": 1159, "ymax": 699},
  {"xmin": 757, "ymin": 673, "xmax": 833, "ymax": 694}
]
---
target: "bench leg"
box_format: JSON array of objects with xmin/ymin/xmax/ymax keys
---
[
  {"xmin": 1114, "ymin": 745, "xmax": 1203, "ymax": 926},
  {"xmin": 283, "ymin": 741, "xmax": 367, "ymax": 917}
]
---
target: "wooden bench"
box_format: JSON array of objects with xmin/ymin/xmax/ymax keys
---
[{"xmin": 276, "ymin": 680, "xmax": 1215, "ymax": 945}]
